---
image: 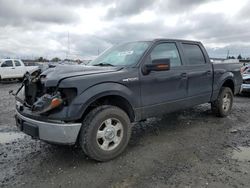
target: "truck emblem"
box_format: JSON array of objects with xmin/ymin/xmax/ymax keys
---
[{"xmin": 122, "ymin": 77, "xmax": 139, "ymax": 82}]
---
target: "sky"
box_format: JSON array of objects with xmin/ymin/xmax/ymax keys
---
[{"xmin": 0, "ymin": 0, "xmax": 250, "ymax": 60}]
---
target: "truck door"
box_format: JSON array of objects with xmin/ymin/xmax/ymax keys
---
[
  {"xmin": 0, "ymin": 60, "xmax": 15, "ymax": 79},
  {"xmin": 180, "ymin": 43, "xmax": 213, "ymax": 103},
  {"xmin": 14, "ymin": 60, "xmax": 25, "ymax": 78},
  {"xmin": 140, "ymin": 42, "xmax": 188, "ymax": 118}
]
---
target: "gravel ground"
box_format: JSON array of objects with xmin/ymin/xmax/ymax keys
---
[{"xmin": 0, "ymin": 82, "xmax": 250, "ymax": 188}]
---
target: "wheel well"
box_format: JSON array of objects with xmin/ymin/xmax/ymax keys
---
[
  {"xmin": 82, "ymin": 95, "xmax": 135, "ymax": 122},
  {"xmin": 222, "ymin": 79, "xmax": 234, "ymax": 94}
]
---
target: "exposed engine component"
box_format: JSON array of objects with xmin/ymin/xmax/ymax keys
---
[{"xmin": 32, "ymin": 92, "xmax": 63, "ymax": 114}]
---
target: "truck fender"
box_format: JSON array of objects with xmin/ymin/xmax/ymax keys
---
[
  {"xmin": 68, "ymin": 82, "xmax": 137, "ymax": 120},
  {"xmin": 211, "ymin": 72, "xmax": 235, "ymax": 101}
]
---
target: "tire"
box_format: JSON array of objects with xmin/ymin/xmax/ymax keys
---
[
  {"xmin": 211, "ymin": 87, "xmax": 233, "ymax": 117},
  {"xmin": 79, "ymin": 105, "xmax": 131, "ymax": 161}
]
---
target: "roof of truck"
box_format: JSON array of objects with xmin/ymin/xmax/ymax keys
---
[
  {"xmin": 0, "ymin": 59, "xmax": 22, "ymax": 61},
  {"xmin": 130, "ymin": 38, "xmax": 202, "ymax": 44},
  {"xmin": 152, "ymin": 38, "xmax": 201, "ymax": 43}
]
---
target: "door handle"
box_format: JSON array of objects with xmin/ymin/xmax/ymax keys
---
[
  {"xmin": 180, "ymin": 73, "xmax": 187, "ymax": 78},
  {"xmin": 11, "ymin": 67, "xmax": 15, "ymax": 69},
  {"xmin": 206, "ymin": 70, "xmax": 212, "ymax": 75}
]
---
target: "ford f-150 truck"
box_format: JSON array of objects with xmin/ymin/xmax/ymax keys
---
[{"xmin": 14, "ymin": 39, "xmax": 242, "ymax": 161}]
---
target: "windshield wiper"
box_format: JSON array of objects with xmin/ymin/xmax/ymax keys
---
[{"xmin": 93, "ymin": 62, "xmax": 114, "ymax": 67}]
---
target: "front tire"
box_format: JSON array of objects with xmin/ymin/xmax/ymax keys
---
[
  {"xmin": 211, "ymin": 87, "xmax": 233, "ymax": 117},
  {"xmin": 79, "ymin": 105, "xmax": 131, "ymax": 161}
]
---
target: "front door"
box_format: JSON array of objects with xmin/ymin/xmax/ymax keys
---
[
  {"xmin": 0, "ymin": 60, "xmax": 15, "ymax": 79},
  {"xmin": 140, "ymin": 42, "xmax": 188, "ymax": 118}
]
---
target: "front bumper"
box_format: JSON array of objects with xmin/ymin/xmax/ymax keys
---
[
  {"xmin": 15, "ymin": 110, "xmax": 82, "ymax": 145},
  {"xmin": 240, "ymin": 84, "xmax": 250, "ymax": 93}
]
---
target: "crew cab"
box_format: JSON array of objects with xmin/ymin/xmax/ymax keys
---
[
  {"xmin": 14, "ymin": 39, "xmax": 242, "ymax": 161},
  {"xmin": 0, "ymin": 59, "xmax": 38, "ymax": 81}
]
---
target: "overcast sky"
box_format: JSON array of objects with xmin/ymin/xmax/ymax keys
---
[{"xmin": 0, "ymin": 0, "xmax": 250, "ymax": 59}]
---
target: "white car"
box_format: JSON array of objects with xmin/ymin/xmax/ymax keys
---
[
  {"xmin": 0, "ymin": 59, "xmax": 38, "ymax": 81},
  {"xmin": 240, "ymin": 73, "xmax": 250, "ymax": 93}
]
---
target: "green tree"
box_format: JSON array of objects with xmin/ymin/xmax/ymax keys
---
[
  {"xmin": 36, "ymin": 57, "xmax": 45, "ymax": 62},
  {"xmin": 51, "ymin": 57, "xmax": 61, "ymax": 62}
]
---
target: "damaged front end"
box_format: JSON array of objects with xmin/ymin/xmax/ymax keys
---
[
  {"xmin": 31, "ymin": 92, "xmax": 63, "ymax": 114},
  {"xmin": 12, "ymin": 69, "xmax": 76, "ymax": 116}
]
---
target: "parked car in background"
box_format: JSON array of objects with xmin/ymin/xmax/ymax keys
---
[
  {"xmin": 240, "ymin": 70, "xmax": 250, "ymax": 93},
  {"xmin": 0, "ymin": 59, "xmax": 38, "ymax": 81},
  {"xmin": 241, "ymin": 64, "xmax": 250, "ymax": 74}
]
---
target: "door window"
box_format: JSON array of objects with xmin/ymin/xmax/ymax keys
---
[
  {"xmin": 149, "ymin": 43, "xmax": 182, "ymax": 67},
  {"xmin": 14, "ymin": 60, "xmax": 21, "ymax": 67},
  {"xmin": 1, "ymin": 60, "xmax": 13, "ymax": 67},
  {"xmin": 182, "ymin": 44, "xmax": 206, "ymax": 65}
]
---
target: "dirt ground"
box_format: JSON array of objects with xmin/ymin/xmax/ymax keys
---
[{"xmin": 0, "ymin": 82, "xmax": 250, "ymax": 188}]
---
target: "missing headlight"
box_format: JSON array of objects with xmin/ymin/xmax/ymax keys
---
[
  {"xmin": 59, "ymin": 88, "xmax": 77, "ymax": 106},
  {"xmin": 32, "ymin": 92, "xmax": 63, "ymax": 114}
]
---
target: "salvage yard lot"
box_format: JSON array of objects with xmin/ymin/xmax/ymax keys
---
[{"xmin": 0, "ymin": 82, "xmax": 250, "ymax": 188}]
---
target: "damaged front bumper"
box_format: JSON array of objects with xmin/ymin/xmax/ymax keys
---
[
  {"xmin": 13, "ymin": 71, "xmax": 82, "ymax": 144},
  {"xmin": 15, "ymin": 105, "xmax": 82, "ymax": 145}
]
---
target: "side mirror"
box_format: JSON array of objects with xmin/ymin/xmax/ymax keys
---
[{"xmin": 142, "ymin": 58, "xmax": 170, "ymax": 75}]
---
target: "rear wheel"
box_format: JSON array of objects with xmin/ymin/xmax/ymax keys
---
[
  {"xmin": 79, "ymin": 105, "xmax": 131, "ymax": 161},
  {"xmin": 211, "ymin": 87, "xmax": 233, "ymax": 117}
]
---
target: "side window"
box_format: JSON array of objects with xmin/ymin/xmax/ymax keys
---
[
  {"xmin": 14, "ymin": 60, "xmax": 21, "ymax": 66},
  {"xmin": 1, "ymin": 60, "xmax": 13, "ymax": 67},
  {"xmin": 182, "ymin": 44, "xmax": 206, "ymax": 65},
  {"xmin": 149, "ymin": 43, "xmax": 182, "ymax": 67}
]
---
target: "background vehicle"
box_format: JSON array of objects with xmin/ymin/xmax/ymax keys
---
[
  {"xmin": 241, "ymin": 64, "xmax": 250, "ymax": 74},
  {"xmin": 240, "ymin": 71, "xmax": 250, "ymax": 93},
  {"xmin": 15, "ymin": 39, "xmax": 242, "ymax": 161},
  {"xmin": 0, "ymin": 59, "xmax": 38, "ymax": 81}
]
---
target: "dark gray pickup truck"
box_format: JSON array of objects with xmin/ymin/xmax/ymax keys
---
[{"xmin": 14, "ymin": 39, "xmax": 242, "ymax": 161}]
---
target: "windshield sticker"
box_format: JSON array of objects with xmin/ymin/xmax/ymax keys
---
[{"xmin": 117, "ymin": 51, "xmax": 134, "ymax": 56}]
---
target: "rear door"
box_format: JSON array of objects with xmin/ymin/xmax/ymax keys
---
[
  {"xmin": 0, "ymin": 60, "xmax": 15, "ymax": 79},
  {"xmin": 180, "ymin": 42, "xmax": 213, "ymax": 103},
  {"xmin": 140, "ymin": 42, "xmax": 188, "ymax": 117},
  {"xmin": 14, "ymin": 60, "xmax": 25, "ymax": 78}
]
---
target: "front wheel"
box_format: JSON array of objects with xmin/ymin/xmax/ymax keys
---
[
  {"xmin": 211, "ymin": 87, "xmax": 233, "ymax": 117},
  {"xmin": 79, "ymin": 105, "xmax": 131, "ymax": 161}
]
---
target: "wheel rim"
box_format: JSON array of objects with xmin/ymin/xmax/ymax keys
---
[
  {"xmin": 222, "ymin": 93, "xmax": 231, "ymax": 112},
  {"xmin": 96, "ymin": 118, "xmax": 124, "ymax": 151}
]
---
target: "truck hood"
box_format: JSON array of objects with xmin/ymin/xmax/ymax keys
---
[{"xmin": 41, "ymin": 65, "xmax": 122, "ymax": 87}]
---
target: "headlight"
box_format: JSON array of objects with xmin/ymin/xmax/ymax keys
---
[{"xmin": 32, "ymin": 93, "xmax": 63, "ymax": 114}]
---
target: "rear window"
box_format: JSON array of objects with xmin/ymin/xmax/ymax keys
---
[
  {"xmin": 182, "ymin": 44, "xmax": 206, "ymax": 65},
  {"xmin": 14, "ymin": 60, "xmax": 21, "ymax": 66},
  {"xmin": 1, "ymin": 60, "xmax": 13, "ymax": 67}
]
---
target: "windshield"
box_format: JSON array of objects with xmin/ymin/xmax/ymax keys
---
[{"xmin": 89, "ymin": 41, "xmax": 151, "ymax": 67}]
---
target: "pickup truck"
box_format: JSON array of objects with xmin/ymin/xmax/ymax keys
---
[
  {"xmin": 0, "ymin": 59, "xmax": 38, "ymax": 81},
  {"xmin": 14, "ymin": 39, "xmax": 242, "ymax": 161}
]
